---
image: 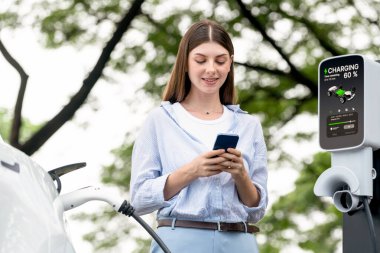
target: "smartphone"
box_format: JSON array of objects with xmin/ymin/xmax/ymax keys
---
[{"xmin": 212, "ymin": 133, "xmax": 239, "ymax": 151}]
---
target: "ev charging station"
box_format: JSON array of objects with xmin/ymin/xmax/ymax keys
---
[{"xmin": 314, "ymin": 54, "xmax": 380, "ymax": 252}]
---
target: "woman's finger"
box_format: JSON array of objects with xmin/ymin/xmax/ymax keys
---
[{"xmin": 227, "ymin": 148, "xmax": 242, "ymax": 157}]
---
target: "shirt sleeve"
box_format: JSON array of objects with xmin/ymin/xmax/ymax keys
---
[
  {"xmin": 130, "ymin": 111, "xmax": 171, "ymax": 215},
  {"xmin": 244, "ymin": 118, "xmax": 268, "ymax": 223}
]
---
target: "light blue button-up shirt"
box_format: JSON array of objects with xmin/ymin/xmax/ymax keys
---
[{"xmin": 130, "ymin": 101, "xmax": 268, "ymax": 223}]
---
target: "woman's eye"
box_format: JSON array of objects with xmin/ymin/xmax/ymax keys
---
[{"xmin": 194, "ymin": 58, "xmax": 227, "ymax": 65}]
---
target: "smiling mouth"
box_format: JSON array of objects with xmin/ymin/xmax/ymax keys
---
[{"xmin": 202, "ymin": 78, "xmax": 219, "ymax": 84}]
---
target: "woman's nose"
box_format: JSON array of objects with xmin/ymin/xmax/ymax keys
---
[{"xmin": 205, "ymin": 61, "xmax": 216, "ymax": 73}]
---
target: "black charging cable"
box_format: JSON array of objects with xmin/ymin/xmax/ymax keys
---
[
  {"xmin": 118, "ymin": 200, "xmax": 171, "ymax": 253},
  {"xmin": 362, "ymin": 197, "xmax": 379, "ymax": 253}
]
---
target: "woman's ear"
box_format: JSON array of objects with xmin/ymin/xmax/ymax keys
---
[{"xmin": 230, "ymin": 54, "xmax": 234, "ymax": 64}]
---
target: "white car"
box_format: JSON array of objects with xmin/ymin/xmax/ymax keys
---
[
  {"xmin": 0, "ymin": 141, "xmax": 77, "ymax": 253},
  {"xmin": 0, "ymin": 140, "xmax": 170, "ymax": 253}
]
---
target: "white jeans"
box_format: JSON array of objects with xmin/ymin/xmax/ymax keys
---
[{"xmin": 150, "ymin": 226, "xmax": 259, "ymax": 253}]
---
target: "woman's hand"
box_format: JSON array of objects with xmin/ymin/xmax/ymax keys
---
[
  {"xmin": 218, "ymin": 148, "xmax": 247, "ymax": 181},
  {"xmin": 188, "ymin": 149, "xmax": 228, "ymax": 178},
  {"xmin": 163, "ymin": 149, "xmax": 227, "ymax": 200},
  {"xmin": 218, "ymin": 148, "xmax": 260, "ymax": 207}
]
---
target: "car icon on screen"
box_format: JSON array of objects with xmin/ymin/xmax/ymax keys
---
[{"xmin": 327, "ymin": 86, "xmax": 356, "ymax": 104}]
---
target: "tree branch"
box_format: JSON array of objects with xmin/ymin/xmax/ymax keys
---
[
  {"xmin": 20, "ymin": 0, "xmax": 145, "ymax": 155},
  {"xmin": 275, "ymin": 7, "xmax": 346, "ymax": 56},
  {"xmin": 235, "ymin": 0, "xmax": 317, "ymax": 96},
  {"xmin": 0, "ymin": 39, "xmax": 29, "ymax": 148},
  {"xmin": 234, "ymin": 61, "xmax": 290, "ymax": 78}
]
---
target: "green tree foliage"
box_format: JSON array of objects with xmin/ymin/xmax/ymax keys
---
[
  {"xmin": 0, "ymin": 109, "xmax": 11, "ymax": 139},
  {"xmin": 0, "ymin": 108, "xmax": 41, "ymax": 143},
  {"xmin": 2, "ymin": 0, "xmax": 380, "ymax": 252},
  {"xmin": 260, "ymin": 152, "xmax": 343, "ymax": 253}
]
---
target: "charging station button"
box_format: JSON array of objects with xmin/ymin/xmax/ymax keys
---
[{"xmin": 344, "ymin": 124, "xmax": 355, "ymax": 130}]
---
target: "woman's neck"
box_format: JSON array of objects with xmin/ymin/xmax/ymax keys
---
[{"xmin": 181, "ymin": 93, "xmax": 223, "ymax": 118}]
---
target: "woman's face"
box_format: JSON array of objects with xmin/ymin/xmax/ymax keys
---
[{"xmin": 187, "ymin": 42, "xmax": 232, "ymax": 96}]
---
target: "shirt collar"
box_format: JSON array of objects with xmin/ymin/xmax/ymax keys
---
[
  {"xmin": 160, "ymin": 101, "xmax": 246, "ymax": 138},
  {"xmin": 160, "ymin": 101, "xmax": 248, "ymax": 114}
]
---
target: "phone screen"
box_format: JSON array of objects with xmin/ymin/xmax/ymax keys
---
[{"xmin": 212, "ymin": 134, "xmax": 239, "ymax": 151}]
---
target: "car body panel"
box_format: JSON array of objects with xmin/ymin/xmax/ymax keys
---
[{"xmin": 0, "ymin": 142, "xmax": 76, "ymax": 253}]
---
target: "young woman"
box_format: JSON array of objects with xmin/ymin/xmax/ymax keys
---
[{"xmin": 130, "ymin": 20, "xmax": 268, "ymax": 253}]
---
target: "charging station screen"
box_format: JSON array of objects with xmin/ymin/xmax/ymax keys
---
[{"xmin": 319, "ymin": 55, "xmax": 364, "ymax": 150}]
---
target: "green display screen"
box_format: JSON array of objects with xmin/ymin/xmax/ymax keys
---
[{"xmin": 319, "ymin": 55, "xmax": 364, "ymax": 150}]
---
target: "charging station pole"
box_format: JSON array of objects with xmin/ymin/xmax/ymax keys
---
[
  {"xmin": 314, "ymin": 54, "xmax": 380, "ymax": 253},
  {"xmin": 343, "ymin": 151, "xmax": 380, "ymax": 253}
]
